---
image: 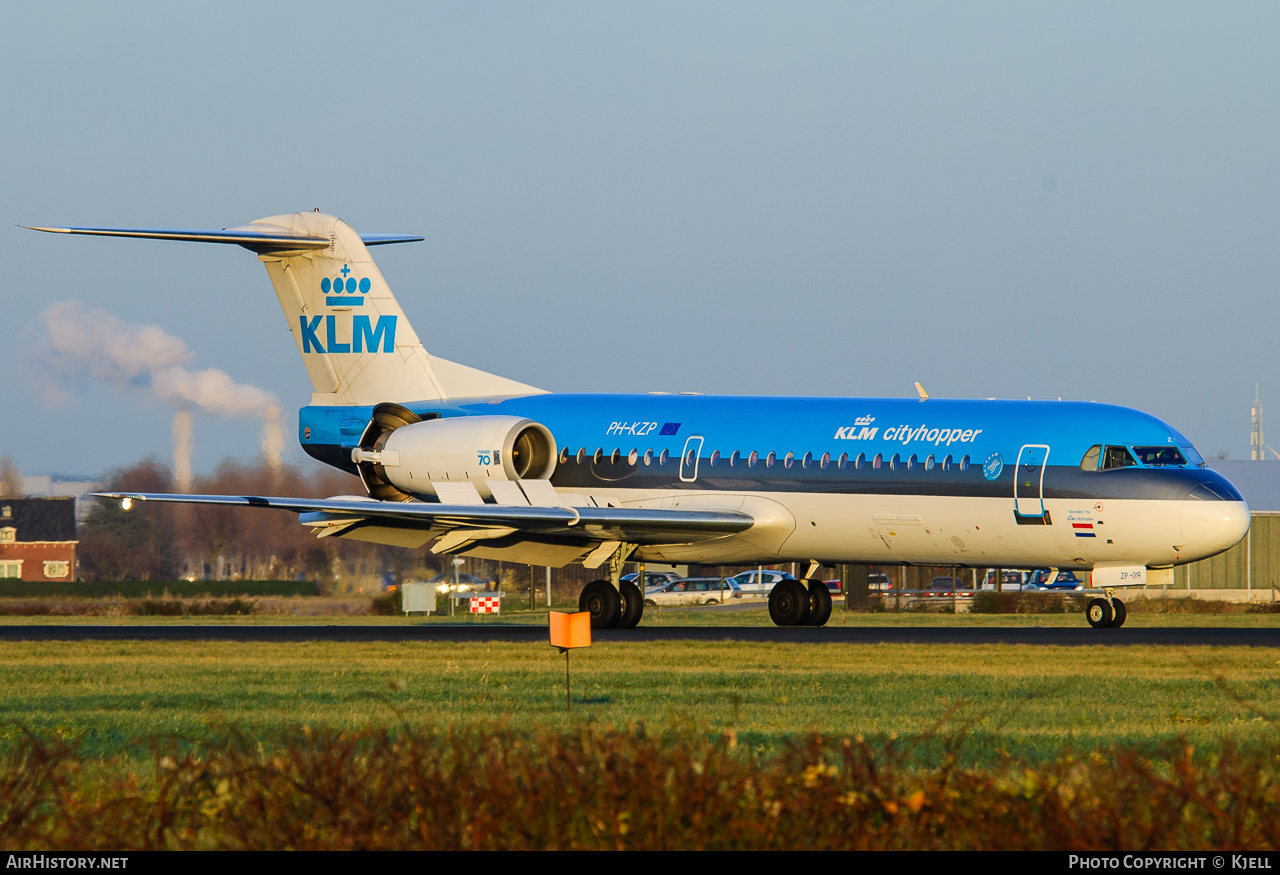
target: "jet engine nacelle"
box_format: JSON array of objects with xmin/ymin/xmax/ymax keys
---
[{"xmin": 351, "ymin": 403, "xmax": 556, "ymax": 501}]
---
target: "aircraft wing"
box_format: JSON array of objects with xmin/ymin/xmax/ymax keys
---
[{"xmin": 90, "ymin": 492, "xmax": 754, "ymax": 562}]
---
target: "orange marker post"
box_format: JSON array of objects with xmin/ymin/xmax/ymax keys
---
[{"xmin": 549, "ymin": 611, "xmax": 591, "ymax": 713}]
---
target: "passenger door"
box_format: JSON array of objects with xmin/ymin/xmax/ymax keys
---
[{"xmin": 1014, "ymin": 444, "xmax": 1051, "ymax": 522}]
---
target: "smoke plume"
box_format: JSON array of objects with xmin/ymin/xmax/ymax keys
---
[
  {"xmin": 41, "ymin": 301, "xmax": 285, "ymax": 473},
  {"xmin": 172, "ymin": 408, "xmax": 193, "ymax": 492}
]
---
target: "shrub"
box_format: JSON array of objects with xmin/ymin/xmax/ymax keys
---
[
  {"xmin": 1129, "ymin": 596, "xmax": 1238, "ymax": 614},
  {"xmin": 1, "ymin": 726, "xmax": 1278, "ymax": 849},
  {"xmin": 969, "ymin": 592, "xmax": 1082, "ymax": 614},
  {"xmin": 369, "ymin": 590, "xmax": 402, "ymax": 616}
]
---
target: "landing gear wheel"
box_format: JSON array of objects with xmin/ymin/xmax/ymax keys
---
[
  {"xmin": 1108, "ymin": 597, "xmax": 1127, "ymax": 629},
  {"xmin": 1086, "ymin": 597, "xmax": 1114, "ymax": 629},
  {"xmin": 580, "ymin": 579, "xmax": 622, "ymax": 629},
  {"xmin": 769, "ymin": 579, "xmax": 812, "ymax": 626},
  {"xmin": 806, "ymin": 579, "xmax": 833, "ymax": 627},
  {"xmin": 618, "ymin": 580, "xmax": 644, "ymax": 629}
]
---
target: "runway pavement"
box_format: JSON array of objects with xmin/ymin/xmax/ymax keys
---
[{"xmin": 1, "ymin": 624, "xmax": 1277, "ymax": 646}]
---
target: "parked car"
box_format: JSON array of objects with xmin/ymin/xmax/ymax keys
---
[
  {"xmin": 1023, "ymin": 570, "xmax": 1086, "ymax": 591},
  {"xmin": 727, "ymin": 570, "xmax": 797, "ymax": 593},
  {"xmin": 922, "ymin": 576, "xmax": 973, "ymax": 596},
  {"xmin": 826, "ymin": 572, "xmax": 893, "ymax": 594},
  {"xmin": 426, "ymin": 572, "xmax": 495, "ymax": 593},
  {"xmin": 982, "ymin": 569, "xmax": 1029, "ymax": 591},
  {"xmin": 643, "ymin": 577, "xmax": 743, "ymax": 606},
  {"xmin": 622, "ymin": 571, "xmax": 681, "ymax": 590}
]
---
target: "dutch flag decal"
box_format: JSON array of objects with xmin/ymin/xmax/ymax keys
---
[{"xmin": 1073, "ymin": 523, "xmax": 1096, "ymax": 538}]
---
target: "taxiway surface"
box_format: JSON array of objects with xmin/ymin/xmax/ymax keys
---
[{"xmin": 1, "ymin": 625, "xmax": 1277, "ymax": 646}]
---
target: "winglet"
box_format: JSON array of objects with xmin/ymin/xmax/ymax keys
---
[{"xmin": 914, "ymin": 381, "xmax": 929, "ymax": 401}]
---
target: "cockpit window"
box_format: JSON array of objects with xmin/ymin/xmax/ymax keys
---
[
  {"xmin": 1101, "ymin": 446, "xmax": 1137, "ymax": 470},
  {"xmin": 1132, "ymin": 446, "xmax": 1187, "ymax": 467},
  {"xmin": 1180, "ymin": 445, "xmax": 1207, "ymax": 468},
  {"xmin": 1080, "ymin": 445, "xmax": 1101, "ymax": 471}
]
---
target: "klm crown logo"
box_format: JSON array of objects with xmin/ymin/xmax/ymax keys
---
[
  {"xmin": 321, "ymin": 264, "xmax": 370, "ymax": 306},
  {"xmin": 300, "ymin": 264, "xmax": 397, "ymax": 355}
]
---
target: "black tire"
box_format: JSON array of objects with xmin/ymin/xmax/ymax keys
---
[
  {"xmin": 1108, "ymin": 597, "xmax": 1127, "ymax": 629},
  {"xmin": 807, "ymin": 579, "xmax": 833, "ymax": 627},
  {"xmin": 643, "ymin": 599, "xmax": 657, "ymax": 607},
  {"xmin": 769, "ymin": 579, "xmax": 811, "ymax": 626},
  {"xmin": 705, "ymin": 598, "xmax": 719, "ymax": 605},
  {"xmin": 580, "ymin": 579, "xmax": 622, "ymax": 629},
  {"xmin": 1086, "ymin": 597, "xmax": 1114, "ymax": 629},
  {"xmin": 618, "ymin": 580, "xmax": 644, "ymax": 629}
]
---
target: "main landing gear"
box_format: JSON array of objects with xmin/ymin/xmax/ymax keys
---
[
  {"xmin": 579, "ymin": 579, "xmax": 644, "ymax": 629},
  {"xmin": 768, "ymin": 579, "xmax": 832, "ymax": 627},
  {"xmin": 1086, "ymin": 589, "xmax": 1127, "ymax": 629},
  {"xmin": 578, "ymin": 545, "xmax": 644, "ymax": 629}
]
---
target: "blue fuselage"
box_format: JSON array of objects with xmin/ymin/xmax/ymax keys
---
[{"xmin": 298, "ymin": 394, "xmax": 1243, "ymax": 508}]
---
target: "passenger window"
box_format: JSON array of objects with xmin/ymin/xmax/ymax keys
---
[
  {"xmin": 659, "ymin": 449, "xmax": 669, "ymax": 465},
  {"xmin": 802, "ymin": 452, "xmax": 812, "ymax": 468},
  {"xmin": 907, "ymin": 454, "xmax": 917, "ymax": 470},
  {"xmin": 729, "ymin": 450, "xmax": 739, "ymax": 467},
  {"xmin": 710, "ymin": 450, "xmax": 720, "ymax": 467},
  {"xmin": 1101, "ymin": 446, "xmax": 1137, "ymax": 470},
  {"xmin": 628, "ymin": 449, "xmax": 638, "ymax": 465},
  {"xmin": 820, "ymin": 452, "xmax": 830, "ymax": 469},
  {"xmin": 839, "ymin": 452, "xmax": 849, "ymax": 469},
  {"xmin": 577, "ymin": 448, "xmax": 586, "ymax": 464},
  {"xmin": 873, "ymin": 453, "xmax": 883, "ymax": 470},
  {"xmin": 644, "ymin": 450, "xmax": 653, "ymax": 466},
  {"xmin": 890, "ymin": 453, "xmax": 901, "ymax": 470},
  {"xmin": 766, "ymin": 452, "xmax": 776, "ymax": 468},
  {"xmin": 559, "ymin": 447, "xmax": 569, "ymax": 464},
  {"xmin": 960, "ymin": 455, "xmax": 970, "ymax": 472},
  {"xmin": 925, "ymin": 454, "xmax": 935, "ymax": 471},
  {"xmin": 611, "ymin": 448, "xmax": 620, "ymax": 464},
  {"xmin": 854, "ymin": 453, "xmax": 864, "ymax": 470},
  {"xmin": 749, "ymin": 451, "xmax": 758, "ymax": 468},
  {"xmin": 784, "ymin": 452, "xmax": 794, "ymax": 469},
  {"xmin": 594, "ymin": 448, "xmax": 603, "ymax": 463},
  {"xmin": 1080, "ymin": 445, "xmax": 1101, "ymax": 471}
]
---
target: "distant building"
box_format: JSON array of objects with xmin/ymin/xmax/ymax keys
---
[
  {"xmin": 0, "ymin": 498, "xmax": 78, "ymax": 581},
  {"xmin": 21, "ymin": 476, "xmax": 102, "ymax": 523}
]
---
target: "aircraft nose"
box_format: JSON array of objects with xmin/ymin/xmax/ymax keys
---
[{"xmin": 1180, "ymin": 482, "xmax": 1250, "ymax": 556}]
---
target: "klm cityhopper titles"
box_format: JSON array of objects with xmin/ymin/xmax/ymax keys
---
[{"xmin": 28, "ymin": 212, "xmax": 1249, "ymax": 631}]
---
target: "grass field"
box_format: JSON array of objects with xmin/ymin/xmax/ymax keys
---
[{"xmin": 1, "ymin": 638, "xmax": 1276, "ymax": 766}]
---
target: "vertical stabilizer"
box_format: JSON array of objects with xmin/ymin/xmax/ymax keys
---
[{"xmin": 248, "ymin": 212, "xmax": 541, "ymax": 405}]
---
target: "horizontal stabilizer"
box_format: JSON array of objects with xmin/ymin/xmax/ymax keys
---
[{"xmin": 24, "ymin": 225, "xmax": 423, "ymax": 251}]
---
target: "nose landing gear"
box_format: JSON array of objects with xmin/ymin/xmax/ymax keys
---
[{"xmin": 1086, "ymin": 589, "xmax": 1127, "ymax": 629}]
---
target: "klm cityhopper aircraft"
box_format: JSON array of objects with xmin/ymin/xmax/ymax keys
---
[{"xmin": 30, "ymin": 212, "xmax": 1250, "ymax": 631}]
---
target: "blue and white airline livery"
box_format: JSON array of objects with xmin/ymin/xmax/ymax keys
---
[{"xmin": 29, "ymin": 211, "xmax": 1250, "ymax": 631}]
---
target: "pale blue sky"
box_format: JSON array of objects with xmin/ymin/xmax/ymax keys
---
[{"xmin": 3, "ymin": 2, "xmax": 1279, "ymax": 477}]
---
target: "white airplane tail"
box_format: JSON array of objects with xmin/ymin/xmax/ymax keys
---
[{"xmin": 27, "ymin": 212, "xmax": 544, "ymax": 406}]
